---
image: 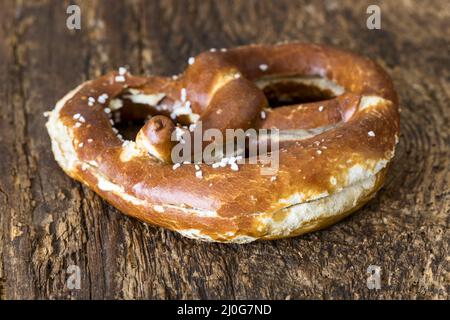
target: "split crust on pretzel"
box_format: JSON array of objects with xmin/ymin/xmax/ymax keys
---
[{"xmin": 46, "ymin": 43, "xmax": 400, "ymax": 243}]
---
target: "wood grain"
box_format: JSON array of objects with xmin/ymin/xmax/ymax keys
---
[{"xmin": 0, "ymin": 0, "xmax": 448, "ymax": 299}]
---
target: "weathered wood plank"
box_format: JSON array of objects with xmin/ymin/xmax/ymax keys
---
[{"xmin": 0, "ymin": 0, "xmax": 448, "ymax": 299}]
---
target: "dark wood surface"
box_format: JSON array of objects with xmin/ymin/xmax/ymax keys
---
[{"xmin": 0, "ymin": 0, "xmax": 448, "ymax": 299}]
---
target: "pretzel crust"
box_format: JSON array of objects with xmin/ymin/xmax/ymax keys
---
[{"xmin": 46, "ymin": 43, "xmax": 400, "ymax": 243}]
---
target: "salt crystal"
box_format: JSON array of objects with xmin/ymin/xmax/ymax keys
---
[
  {"xmin": 260, "ymin": 111, "xmax": 266, "ymax": 119},
  {"xmin": 118, "ymin": 67, "xmax": 127, "ymax": 75},
  {"xmin": 259, "ymin": 64, "xmax": 268, "ymax": 71},
  {"xmin": 173, "ymin": 163, "xmax": 181, "ymax": 170}
]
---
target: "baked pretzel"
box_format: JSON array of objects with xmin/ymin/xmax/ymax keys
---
[{"xmin": 46, "ymin": 43, "xmax": 399, "ymax": 243}]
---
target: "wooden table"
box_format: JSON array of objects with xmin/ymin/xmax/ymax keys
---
[{"xmin": 0, "ymin": 0, "xmax": 448, "ymax": 299}]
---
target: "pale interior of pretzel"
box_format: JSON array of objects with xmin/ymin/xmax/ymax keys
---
[{"xmin": 46, "ymin": 44, "xmax": 400, "ymax": 243}]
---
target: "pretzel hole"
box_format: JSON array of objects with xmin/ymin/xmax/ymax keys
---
[
  {"xmin": 108, "ymin": 92, "xmax": 171, "ymax": 140},
  {"xmin": 262, "ymin": 82, "xmax": 335, "ymax": 107},
  {"xmin": 255, "ymin": 76, "xmax": 343, "ymax": 108}
]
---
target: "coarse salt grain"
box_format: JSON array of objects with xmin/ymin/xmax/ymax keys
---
[
  {"xmin": 318, "ymin": 106, "xmax": 324, "ymax": 112},
  {"xmin": 260, "ymin": 111, "xmax": 266, "ymax": 119},
  {"xmin": 195, "ymin": 170, "xmax": 203, "ymax": 179},
  {"xmin": 230, "ymin": 163, "xmax": 239, "ymax": 171},
  {"xmin": 368, "ymin": 131, "xmax": 376, "ymax": 137},
  {"xmin": 180, "ymin": 88, "xmax": 187, "ymax": 102},
  {"xmin": 188, "ymin": 57, "xmax": 195, "ymax": 65},
  {"xmin": 173, "ymin": 163, "xmax": 181, "ymax": 170},
  {"xmin": 259, "ymin": 64, "xmax": 268, "ymax": 71},
  {"xmin": 98, "ymin": 93, "xmax": 108, "ymax": 104},
  {"xmin": 118, "ymin": 67, "xmax": 127, "ymax": 75},
  {"xmin": 115, "ymin": 75, "xmax": 125, "ymax": 82}
]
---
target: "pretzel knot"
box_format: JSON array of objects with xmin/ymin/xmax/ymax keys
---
[{"xmin": 46, "ymin": 43, "xmax": 400, "ymax": 243}]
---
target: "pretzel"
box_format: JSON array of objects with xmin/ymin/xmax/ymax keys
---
[{"xmin": 46, "ymin": 43, "xmax": 399, "ymax": 243}]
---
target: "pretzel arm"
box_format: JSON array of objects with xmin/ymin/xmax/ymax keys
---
[{"xmin": 258, "ymin": 93, "xmax": 361, "ymax": 130}]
